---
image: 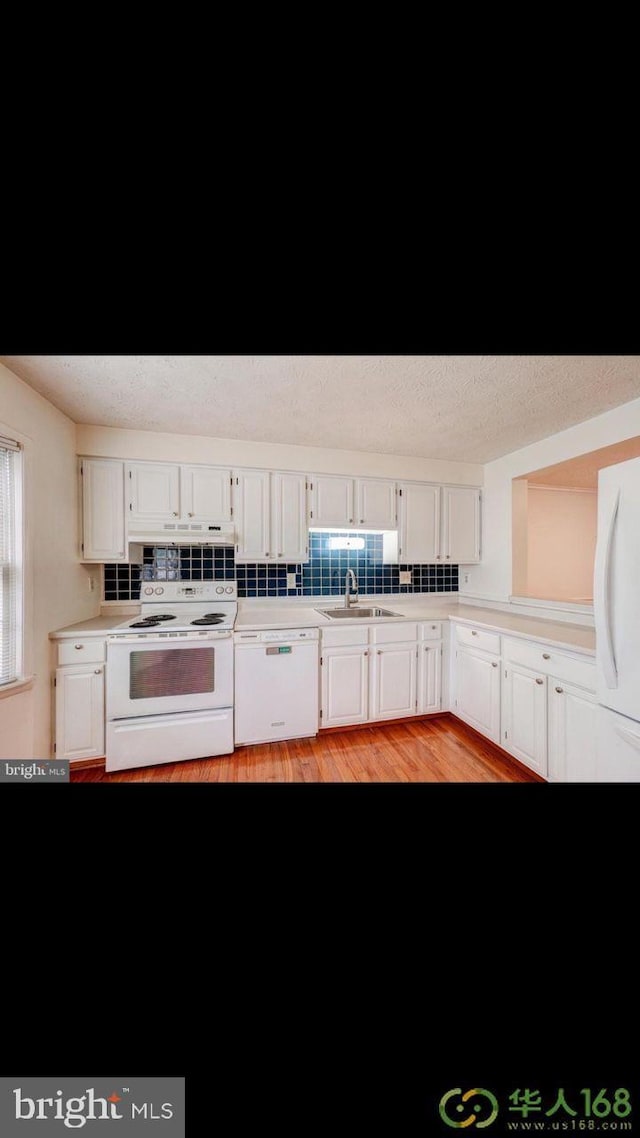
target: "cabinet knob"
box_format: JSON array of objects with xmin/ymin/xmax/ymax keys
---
[
  {"xmin": 94, "ymin": 668, "xmax": 102, "ymax": 675},
  {"xmin": 377, "ymin": 650, "xmax": 382, "ymax": 655},
  {"xmin": 492, "ymin": 662, "xmax": 498, "ymax": 668},
  {"xmin": 535, "ymin": 677, "xmax": 544, "ymax": 685},
  {"xmin": 188, "ymin": 512, "xmax": 194, "ymax": 517},
  {"xmin": 173, "ymin": 511, "xmax": 179, "ymax": 516},
  {"xmin": 364, "ymin": 651, "xmax": 368, "ymax": 657},
  {"xmin": 265, "ymin": 552, "xmax": 269, "ymax": 557},
  {"xmin": 542, "ymin": 653, "xmax": 551, "ymax": 660},
  {"xmin": 349, "ymin": 518, "xmax": 353, "ymax": 524},
  {"xmin": 555, "ymin": 686, "xmax": 563, "ymax": 694},
  {"xmin": 278, "ymin": 551, "xmax": 283, "ymax": 557},
  {"xmin": 74, "ymin": 644, "xmax": 84, "ymax": 650},
  {"xmin": 436, "ymin": 554, "xmax": 441, "ymax": 560},
  {"xmin": 471, "ymin": 630, "xmax": 478, "ymax": 636},
  {"xmin": 446, "ymin": 554, "xmax": 450, "ymax": 559},
  {"xmin": 360, "ymin": 519, "xmax": 364, "ymax": 524}
]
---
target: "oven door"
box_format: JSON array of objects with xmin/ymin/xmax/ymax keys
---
[{"xmin": 106, "ymin": 633, "xmax": 233, "ymax": 719}]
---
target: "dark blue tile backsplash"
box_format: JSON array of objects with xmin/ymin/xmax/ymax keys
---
[{"xmin": 103, "ymin": 535, "xmax": 458, "ymax": 601}]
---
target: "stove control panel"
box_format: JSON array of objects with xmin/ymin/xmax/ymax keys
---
[{"xmin": 140, "ymin": 581, "xmax": 237, "ymax": 601}]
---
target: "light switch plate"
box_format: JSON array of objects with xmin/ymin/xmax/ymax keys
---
[
  {"xmin": 399, "ymin": 570, "xmax": 412, "ymax": 584},
  {"xmin": 287, "ymin": 572, "xmax": 297, "ymax": 589}
]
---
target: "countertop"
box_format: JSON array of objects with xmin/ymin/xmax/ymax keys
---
[{"xmin": 50, "ymin": 599, "xmax": 596, "ymax": 655}]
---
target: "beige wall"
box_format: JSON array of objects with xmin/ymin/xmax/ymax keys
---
[
  {"xmin": 526, "ymin": 487, "xmax": 597, "ymax": 601},
  {"xmin": 461, "ymin": 396, "xmax": 640, "ymax": 602},
  {"xmin": 0, "ymin": 362, "xmax": 99, "ymax": 759},
  {"xmin": 76, "ymin": 425, "xmax": 484, "ymax": 485}
]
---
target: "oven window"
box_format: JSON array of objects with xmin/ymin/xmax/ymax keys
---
[{"xmin": 129, "ymin": 647, "xmax": 215, "ymax": 699}]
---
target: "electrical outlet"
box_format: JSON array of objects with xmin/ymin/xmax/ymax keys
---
[
  {"xmin": 287, "ymin": 572, "xmax": 297, "ymax": 589},
  {"xmin": 463, "ymin": 572, "xmax": 469, "ymax": 585},
  {"xmin": 88, "ymin": 574, "xmax": 96, "ymax": 592},
  {"xmin": 399, "ymin": 570, "xmax": 412, "ymax": 585}
]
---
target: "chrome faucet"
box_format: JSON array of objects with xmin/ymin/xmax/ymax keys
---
[{"xmin": 345, "ymin": 568, "xmax": 359, "ymax": 608}]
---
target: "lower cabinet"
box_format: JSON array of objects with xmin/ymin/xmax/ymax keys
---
[
  {"xmin": 548, "ymin": 678, "xmax": 597, "ymax": 781},
  {"xmin": 455, "ymin": 645, "xmax": 501, "ymax": 743},
  {"xmin": 321, "ymin": 646, "xmax": 370, "ymax": 727},
  {"xmin": 502, "ymin": 663, "xmax": 548, "ymax": 778},
  {"xmin": 55, "ymin": 664, "xmax": 105, "ymax": 761},
  {"xmin": 320, "ymin": 622, "xmax": 443, "ymax": 728},
  {"xmin": 370, "ymin": 643, "xmax": 418, "ymax": 720}
]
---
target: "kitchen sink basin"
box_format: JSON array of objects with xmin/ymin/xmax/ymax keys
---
[{"xmin": 316, "ymin": 607, "xmax": 402, "ymax": 619}]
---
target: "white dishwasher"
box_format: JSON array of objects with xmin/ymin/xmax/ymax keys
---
[{"xmin": 234, "ymin": 628, "xmax": 320, "ymax": 745}]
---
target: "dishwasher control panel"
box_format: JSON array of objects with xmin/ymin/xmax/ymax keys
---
[{"xmin": 234, "ymin": 628, "xmax": 319, "ymax": 643}]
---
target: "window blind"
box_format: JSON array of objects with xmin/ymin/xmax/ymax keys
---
[{"xmin": 0, "ymin": 437, "xmax": 20, "ymax": 686}]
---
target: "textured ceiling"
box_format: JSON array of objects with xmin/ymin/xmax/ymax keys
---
[
  {"xmin": 521, "ymin": 435, "xmax": 640, "ymax": 488},
  {"xmin": 2, "ymin": 355, "xmax": 640, "ymax": 463}
]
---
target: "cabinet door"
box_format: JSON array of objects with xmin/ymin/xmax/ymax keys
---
[
  {"xmin": 310, "ymin": 475, "xmax": 354, "ymax": 528},
  {"xmin": 271, "ymin": 472, "xmax": 308, "ymax": 562},
  {"xmin": 397, "ymin": 483, "xmax": 440, "ymax": 562},
  {"xmin": 548, "ymin": 679, "xmax": 597, "ymax": 782},
  {"xmin": 55, "ymin": 665, "xmax": 105, "ymax": 761},
  {"xmin": 321, "ymin": 647, "xmax": 369, "ymax": 727},
  {"xmin": 370, "ymin": 643, "xmax": 418, "ymax": 721},
  {"xmin": 127, "ymin": 462, "xmax": 180, "ymax": 523},
  {"xmin": 418, "ymin": 642, "xmax": 442, "ymax": 714},
  {"xmin": 455, "ymin": 645, "xmax": 501, "ymax": 742},
  {"xmin": 442, "ymin": 486, "xmax": 480, "ymax": 563},
  {"xmin": 356, "ymin": 478, "xmax": 397, "ymax": 529},
  {"xmin": 234, "ymin": 469, "xmax": 271, "ymax": 562},
  {"xmin": 81, "ymin": 459, "xmax": 126, "ymax": 562},
  {"xmin": 502, "ymin": 663, "xmax": 548, "ymax": 776},
  {"xmin": 181, "ymin": 465, "xmax": 232, "ymax": 522}
]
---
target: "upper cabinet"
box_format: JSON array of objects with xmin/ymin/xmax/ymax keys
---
[
  {"xmin": 127, "ymin": 462, "xmax": 232, "ymax": 527},
  {"xmin": 310, "ymin": 475, "xmax": 396, "ymax": 529},
  {"xmin": 310, "ymin": 475, "xmax": 354, "ymax": 527},
  {"xmin": 397, "ymin": 483, "xmax": 440, "ymax": 562},
  {"xmin": 442, "ymin": 486, "xmax": 480, "ymax": 563},
  {"xmin": 234, "ymin": 469, "xmax": 308, "ymax": 563},
  {"xmin": 181, "ymin": 465, "xmax": 232, "ymax": 523},
  {"xmin": 80, "ymin": 458, "xmax": 126, "ymax": 562},
  {"xmin": 397, "ymin": 482, "xmax": 480, "ymax": 564}
]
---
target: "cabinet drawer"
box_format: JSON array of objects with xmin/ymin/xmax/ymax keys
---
[
  {"xmin": 57, "ymin": 639, "xmax": 106, "ymax": 666},
  {"xmin": 321, "ymin": 626, "xmax": 369, "ymax": 648},
  {"xmin": 419, "ymin": 622, "xmax": 442, "ymax": 640},
  {"xmin": 455, "ymin": 624, "xmax": 501, "ymax": 656},
  {"xmin": 503, "ymin": 636, "xmax": 596, "ymax": 691},
  {"xmin": 371, "ymin": 622, "xmax": 418, "ymax": 644}
]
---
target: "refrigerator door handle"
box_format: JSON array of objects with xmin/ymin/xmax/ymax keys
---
[
  {"xmin": 615, "ymin": 723, "xmax": 640, "ymax": 751},
  {"xmin": 595, "ymin": 487, "xmax": 619, "ymax": 689}
]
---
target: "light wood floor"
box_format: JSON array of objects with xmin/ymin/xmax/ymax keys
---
[{"xmin": 71, "ymin": 714, "xmax": 541, "ymax": 782}]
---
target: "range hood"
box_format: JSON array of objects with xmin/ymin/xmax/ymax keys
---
[{"xmin": 128, "ymin": 521, "xmax": 236, "ymax": 546}]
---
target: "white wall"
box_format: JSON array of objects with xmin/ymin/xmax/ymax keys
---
[
  {"xmin": 527, "ymin": 487, "xmax": 597, "ymax": 601},
  {"xmin": 463, "ymin": 396, "xmax": 640, "ymax": 602},
  {"xmin": 0, "ymin": 362, "xmax": 99, "ymax": 760},
  {"xmin": 76, "ymin": 425, "xmax": 484, "ymax": 485}
]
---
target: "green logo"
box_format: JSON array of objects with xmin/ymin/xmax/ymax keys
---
[{"xmin": 439, "ymin": 1088, "xmax": 499, "ymax": 1129}]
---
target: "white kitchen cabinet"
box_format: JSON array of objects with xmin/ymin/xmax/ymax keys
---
[
  {"xmin": 418, "ymin": 641, "xmax": 442, "ymax": 714},
  {"xmin": 271, "ymin": 472, "xmax": 308, "ymax": 562},
  {"xmin": 233, "ymin": 469, "xmax": 271, "ymax": 562},
  {"xmin": 355, "ymin": 478, "xmax": 397, "ymax": 529},
  {"xmin": 234, "ymin": 469, "xmax": 309, "ymax": 563},
  {"xmin": 455, "ymin": 645, "xmax": 501, "ymax": 743},
  {"xmin": 181, "ymin": 465, "xmax": 232, "ymax": 523},
  {"xmin": 502, "ymin": 662, "xmax": 548, "ymax": 777},
  {"xmin": 310, "ymin": 475, "xmax": 354, "ymax": 528},
  {"xmin": 127, "ymin": 461, "xmax": 181, "ymax": 525},
  {"xmin": 55, "ymin": 662, "xmax": 105, "ymax": 761},
  {"xmin": 80, "ymin": 458, "xmax": 126, "ymax": 562},
  {"xmin": 397, "ymin": 482, "xmax": 440, "ymax": 562},
  {"xmin": 370, "ymin": 642, "xmax": 418, "ymax": 721},
  {"xmin": 442, "ymin": 486, "xmax": 481, "ymax": 564},
  {"xmin": 548, "ymin": 679, "xmax": 597, "ymax": 782},
  {"xmin": 321, "ymin": 645, "xmax": 369, "ymax": 727}
]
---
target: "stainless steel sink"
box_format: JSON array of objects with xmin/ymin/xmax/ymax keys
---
[{"xmin": 316, "ymin": 606, "xmax": 402, "ymax": 619}]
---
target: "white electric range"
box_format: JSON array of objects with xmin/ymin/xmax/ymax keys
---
[{"xmin": 105, "ymin": 581, "xmax": 238, "ymax": 772}]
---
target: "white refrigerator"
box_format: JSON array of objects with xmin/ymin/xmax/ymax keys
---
[{"xmin": 594, "ymin": 455, "xmax": 640, "ymax": 780}]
